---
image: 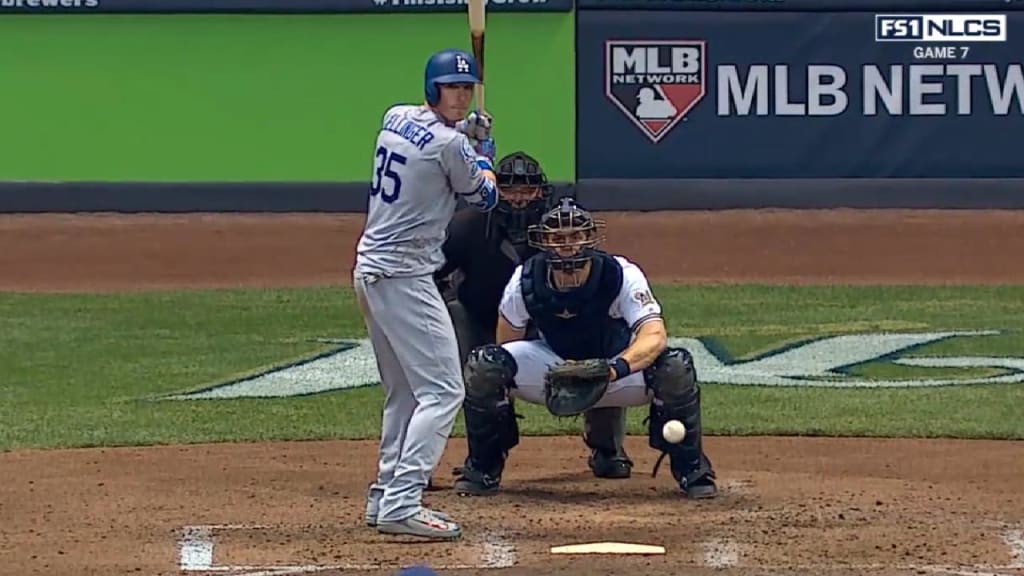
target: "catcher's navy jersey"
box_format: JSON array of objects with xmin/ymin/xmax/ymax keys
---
[{"xmin": 501, "ymin": 252, "xmax": 662, "ymax": 360}]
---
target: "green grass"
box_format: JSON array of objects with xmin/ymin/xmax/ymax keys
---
[{"xmin": 2, "ymin": 285, "xmax": 1024, "ymax": 450}]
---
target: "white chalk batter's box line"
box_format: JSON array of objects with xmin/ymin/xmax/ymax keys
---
[
  {"xmin": 177, "ymin": 522, "xmax": 1024, "ymax": 575},
  {"xmin": 177, "ymin": 523, "xmax": 516, "ymax": 574}
]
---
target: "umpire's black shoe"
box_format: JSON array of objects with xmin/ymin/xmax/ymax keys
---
[
  {"xmin": 588, "ymin": 450, "xmax": 633, "ymax": 479},
  {"xmin": 452, "ymin": 464, "xmax": 501, "ymax": 496}
]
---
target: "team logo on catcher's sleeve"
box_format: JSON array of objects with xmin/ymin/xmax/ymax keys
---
[
  {"xmin": 606, "ymin": 40, "xmax": 707, "ymax": 144},
  {"xmin": 632, "ymin": 289, "xmax": 654, "ymax": 307}
]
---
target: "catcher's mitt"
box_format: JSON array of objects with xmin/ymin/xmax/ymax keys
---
[{"xmin": 543, "ymin": 358, "xmax": 611, "ymax": 417}]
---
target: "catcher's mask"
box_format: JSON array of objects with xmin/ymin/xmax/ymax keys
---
[
  {"xmin": 493, "ymin": 151, "xmax": 551, "ymax": 245},
  {"xmin": 527, "ymin": 197, "xmax": 606, "ymax": 291}
]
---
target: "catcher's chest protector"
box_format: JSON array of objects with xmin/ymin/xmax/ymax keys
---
[{"xmin": 521, "ymin": 252, "xmax": 631, "ymax": 360}]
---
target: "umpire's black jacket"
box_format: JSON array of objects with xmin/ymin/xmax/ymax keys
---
[{"xmin": 434, "ymin": 209, "xmax": 537, "ymax": 336}]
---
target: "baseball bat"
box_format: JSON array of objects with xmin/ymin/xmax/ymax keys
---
[{"xmin": 468, "ymin": 0, "xmax": 486, "ymax": 112}]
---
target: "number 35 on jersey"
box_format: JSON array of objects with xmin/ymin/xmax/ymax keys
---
[{"xmin": 370, "ymin": 145, "xmax": 407, "ymax": 204}]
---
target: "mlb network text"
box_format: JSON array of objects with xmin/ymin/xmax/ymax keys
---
[{"xmin": 717, "ymin": 64, "xmax": 1022, "ymax": 116}]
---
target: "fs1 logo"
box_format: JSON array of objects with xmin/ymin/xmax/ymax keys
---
[
  {"xmin": 875, "ymin": 14, "xmax": 1007, "ymax": 42},
  {"xmin": 605, "ymin": 40, "xmax": 706, "ymax": 144}
]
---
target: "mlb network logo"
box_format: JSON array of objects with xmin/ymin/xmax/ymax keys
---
[{"xmin": 875, "ymin": 14, "xmax": 1007, "ymax": 42}]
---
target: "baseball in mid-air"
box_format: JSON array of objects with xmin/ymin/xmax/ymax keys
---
[{"xmin": 662, "ymin": 420, "xmax": 686, "ymax": 444}]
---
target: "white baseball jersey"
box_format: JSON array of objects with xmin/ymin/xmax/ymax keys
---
[
  {"xmin": 355, "ymin": 104, "xmax": 497, "ymax": 278},
  {"xmin": 499, "ymin": 255, "xmax": 663, "ymax": 334}
]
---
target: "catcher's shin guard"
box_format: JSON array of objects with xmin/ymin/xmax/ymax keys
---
[
  {"xmin": 583, "ymin": 407, "xmax": 632, "ymax": 479},
  {"xmin": 456, "ymin": 398, "xmax": 519, "ymax": 494},
  {"xmin": 455, "ymin": 344, "xmax": 520, "ymax": 495},
  {"xmin": 645, "ymin": 348, "xmax": 717, "ymax": 499}
]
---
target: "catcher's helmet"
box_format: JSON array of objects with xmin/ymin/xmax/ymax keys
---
[
  {"xmin": 527, "ymin": 197, "xmax": 606, "ymax": 289},
  {"xmin": 424, "ymin": 49, "xmax": 480, "ymax": 106},
  {"xmin": 493, "ymin": 151, "xmax": 552, "ymax": 244}
]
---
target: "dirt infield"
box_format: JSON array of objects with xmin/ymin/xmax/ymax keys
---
[{"xmin": 2, "ymin": 210, "xmax": 1024, "ymax": 576}]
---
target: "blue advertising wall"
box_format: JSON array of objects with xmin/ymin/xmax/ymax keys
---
[{"xmin": 574, "ymin": 0, "xmax": 1024, "ymax": 209}]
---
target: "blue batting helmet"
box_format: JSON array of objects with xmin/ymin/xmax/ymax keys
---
[{"xmin": 424, "ymin": 49, "xmax": 480, "ymax": 106}]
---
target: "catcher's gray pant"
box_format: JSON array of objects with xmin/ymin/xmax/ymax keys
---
[
  {"xmin": 502, "ymin": 339, "xmax": 652, "ymax": 407},
  {"xmin": 354, "ymin": 271, "xmax": 465, "ymax": 523}
]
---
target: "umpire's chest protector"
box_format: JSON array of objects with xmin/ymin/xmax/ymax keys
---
[{"xmin": 521, "ymin": 252, "xmax": 632, "ymax": 361}]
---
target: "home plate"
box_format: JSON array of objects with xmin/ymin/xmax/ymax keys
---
[{"xmin": 550, "ymin": 542, "xmax": 666, "ymax": 555}]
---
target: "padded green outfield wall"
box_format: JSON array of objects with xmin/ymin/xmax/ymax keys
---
[{"xmin": 0, "ymin": 14, "xmax": 574, "ymax": 182}]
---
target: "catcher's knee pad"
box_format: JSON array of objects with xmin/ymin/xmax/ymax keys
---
[
  {"xmin": 645, "ymin": 347, "xmax": 697, "ymax": 406},
  {"xmin": 463, "ymin": 344, "xmax": 517, "ymax": 402},
  {"xmin": 644, "ymin": 348, "xmax": 706, "ymax": 480}
]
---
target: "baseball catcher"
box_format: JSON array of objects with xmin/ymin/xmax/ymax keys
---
[
  {"xmin": 452, "ymin": 198, "xmax": 718, "ymax": 499},
  {"xmin": 435, "ymin": 153, "xmax": 635, "ymax": 481}
]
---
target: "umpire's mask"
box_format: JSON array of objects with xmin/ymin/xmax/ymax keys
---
[
  {"xmin": 494, "ymin": 152, "xmax": 551, "ymax": 246},
  {"xmin": 526, "ymin": 197, "xmax": 606, "ymax": 291}
]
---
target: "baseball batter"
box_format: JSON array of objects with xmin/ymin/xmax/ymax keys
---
[
  {"xmin": 452, "ymin": 198, "xmax": 718, "ymax": 499},
  {"xmin": 354, "ymin": 48, "xmax": 498, "ymax": 540}
]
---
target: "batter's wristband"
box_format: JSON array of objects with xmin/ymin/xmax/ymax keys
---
[{"xmin": 610, "ymin": 357, "xmax": 631, "ymax": 380}]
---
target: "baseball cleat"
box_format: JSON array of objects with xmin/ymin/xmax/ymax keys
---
[
  {"xmin": 682, "ymin": 479, "xmax": 718, "ymax": 499},
  {"xmin": 367, "ymin": 509, "xmax": 451, "ymax": 527},
  {"xmin": 453, "ymin": 477, "xmax": 499, "ymax": 496},
  {"xmin": 366, "ymin": 509, "xmax": 451, "ymax": 528},
  {"xmin": 452, "ymin": 465, "xmax": 501, "ymax": 496},
  {"xmin": 588, "ymin": 450, "xmax": 633, "ymax": 479},
  {"xmin": 376, "ymin": 508, "xmax": 462, "ymax": 540},
  {"xmin": 679, "ymin": 469, "xmax": 718, "ymax": 500},
  {"xmin": 365, "ymin": 490, "xmax": 450, "ymax": 526}
]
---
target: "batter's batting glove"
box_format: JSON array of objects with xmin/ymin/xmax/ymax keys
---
[
  {"xmin": 456, "ymin": 110, "xmax": 492, "ymax": 142},
  {"xmin": 474, "ymin": 137, "xmax": 496, "ymax": 161}
]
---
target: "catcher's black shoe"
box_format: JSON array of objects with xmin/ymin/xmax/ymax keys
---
[
  {"xmin": 588, "ymin": 450, "xmax": 633, "ymax": 479},
  {"xmin": 651, "ymin": 451, "xmax": 719, "ymax": 499},
  {"xmin": 676, "ymin": 454, "xmax": 718, "ymax": 499},
  {"xmin": 679, "ymin": 467, "xmax": 718, "ymax": 499},
  {"xmin": 583, "ymin": 406, "xmax": 631, "ymax": 479},
  {"xmin": 452, "ymin": 464, "xmax": 501, "ymax": 496}
]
